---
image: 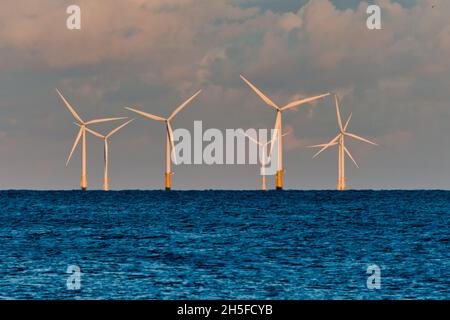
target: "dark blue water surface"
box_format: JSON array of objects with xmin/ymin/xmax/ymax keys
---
[{"xmin": 0, "ymin": 190, "xmax": 449, "ymax": 299}]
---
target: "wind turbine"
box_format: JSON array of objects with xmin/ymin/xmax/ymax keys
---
[
  {"xmin": 309, "ymin": 94, "xmax": 378, "ymax": 190},
  {"xmin": 79, "ymin": 119, "xmax": 134, "ymax": 191},
  {"xmin": 240, "ymin": 129, "xmax": 291, "ymax": 190},
  {"xmin": 240, "ymin": 75, "xmax": 330, "ymax": 190},
  {"xmin": 125, "ymin": 90, "xmax": 202, "ymax": 190},
  {"xmin": 57, "ymin": 89, "xmax": 126, "ymax": 190}
]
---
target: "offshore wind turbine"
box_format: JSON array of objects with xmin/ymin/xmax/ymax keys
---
[
  {"xmin": 240, "ymin": 130, "xmax": 291, "ymax": 190},
  {"xmin": 125, "ymin": 90, "xmax": 202, "ymax": 190},
  {"xmin": 57, "ymin": 89, "xmax": 126, "ymax": 190},
  {"xmin": 309, "ymin": 94, "xmax": 378, "ymax": 191},
  {"xmin": 240, "ymin": 75, "xmax": 330, "ymax": 189},
  {"xmin": 80, "ymin": 119, "xmax": 134, "ymax": 191}
]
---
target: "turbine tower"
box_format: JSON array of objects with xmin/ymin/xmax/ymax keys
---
[
  {"xmin": 81, "ymin": 119, "xmax": 134, "ymax": 191},
  {"xmin": 57, "ymin": 89, "xmax": 126, "ymax": 190},
  {"xmin": 126, "ymin": 90, "xmax": 202, "ymax": 190},
  {"xmin": 240, "ymin": 75, "xmax": 329, "ymax": 190},
  {"xmin": 309, "ymin": 94, "xmax": 378, "ymax": 190}
]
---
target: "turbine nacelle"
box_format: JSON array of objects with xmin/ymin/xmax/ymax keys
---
[{"xmin": 240, "ymin": 75, "xmax": 330, "ymax": 112}]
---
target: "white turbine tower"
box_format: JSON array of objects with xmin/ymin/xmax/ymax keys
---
[
  {"xmin": 240, "ymin": 75, "xmax": 330, "ymax": 190},
  {"xmin": 57, "ymin": 89, "xmax": 126, "ymax": 190},
  {"xmin": 125, "ymin": 90, "xmax": 202, "ymax": 190},
  {"xmin": 309, "ymin": 94, "xmax": 378, "ymax": 190},
  {"xmin": 80, "ymin": 119, "xmax": 134, "ymax": 191}
]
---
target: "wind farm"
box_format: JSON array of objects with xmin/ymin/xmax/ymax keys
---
[
  {"xmin": 125, "ymin": 90, "xmax": 202, "ymax": 190},
  {"xmin": 240, "ymin": 75, "xmax": 330, "ymax": 190},
  {"xmin": 309, "ymin": 94, "xmax": 378, "ymax": 191},
  {"xmin": 54, "ymin": 83, "xmax": 383, "ymax": 191}
]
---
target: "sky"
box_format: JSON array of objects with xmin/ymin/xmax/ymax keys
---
[{"xmin": 0, "ymin": 0, "xmax": 449, "ymax": 190}]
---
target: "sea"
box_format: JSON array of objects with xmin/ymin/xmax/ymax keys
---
[{"xmin": 0, "ymin": 190, "xmax": 449, "ymax": 300}]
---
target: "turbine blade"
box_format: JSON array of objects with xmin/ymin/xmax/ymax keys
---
[
  {"xmin": 56, "ymin": 89, "xmax": 84, "ymax": 124},
  {"xmin": 66, "ymin": 128, "xmax": 83, "ymax": 166},
  {"xmin": 106, "ymin": 119, "xmax": 134, "ymax": 138},
  {"xmin": 344, "ymin": 113, "xmax": 352, "ymax": 131},
  {"xmin": 169, "ymin": 90, "xmax": 202, "ymax": 120},
  {"xmin": 86, "ymin": 117, "xmax": 127, "ymax": 125},
  {"xmin": 282, "ymin": 128, "xmax": 292, "ymax": 138},
  {"xmin": 312, "ymin": 134, "xmax": 340, "ymax": 158},
  {"xmin": 166, "ymin": 122, "xmax": 178, "ymax": 165},
  {"xmin": 84, "ymin": 126, "xmax": 105, "ymax": 139},
  {"xmin": 307, "ymin": 142, "xmax": 338, "ymax": 148},
  {"xmin": 125, "ymin": 107, "xmax": 166, "ymax": 121},
  {"xmin": 335, "ymin": 94, "xmax": 343, "ymax": 132},
  {"xmin": 240, "ymin": 75, "xmax": 279, "ymax": 110},
  {"xmin": 267, "ymin": 128, "xmax": 293, "ymax": 147},
  {"xmin": 282, "ymin": 93, "xmax": 330, "ymax": 111},
  {"xmin": 344, "ymin": 146, "xmax": 359, "ymax": 168},
  {"xmin": 239, "ymin": 130, "xmax": 261, "ymax": 146},
  {"xmin": 345, "ymin": 132, "xmax": 378, "ymax": 146}
]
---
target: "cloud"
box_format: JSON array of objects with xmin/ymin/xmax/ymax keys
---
[
  {"xmin": 279, "ymin": 12, "xmax": 303, "ymax": 31},
  {"xmin": 2, "ymin": 0, "xmax": 449, "ymax": 98},
  {"xmin": 378, "ymin": 130, "xmax": 413, "ymax": 147},
  {"xmin": 283, "ymin": 125, "xmax": 309, "ymax": 151}
]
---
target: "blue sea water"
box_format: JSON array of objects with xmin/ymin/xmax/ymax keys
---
[{"xmin": 0, "ymin": 190, "xmax": 449, "ymax": 300}]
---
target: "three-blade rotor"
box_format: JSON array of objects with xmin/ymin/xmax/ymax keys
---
[
  {"xmin": 125, "ymin": 90, "xmax": 202, "ymax": 165},
  {"xmin": 57, "ymin": 89, "xmax": 127, "ymax": 165},
  {"xmin": 309, "ymin": 93, "xmax": 378, "ymax": 167},
  {"xmin": 240, "ymin": 75, "xmax": 330, "ymax": 112}
]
